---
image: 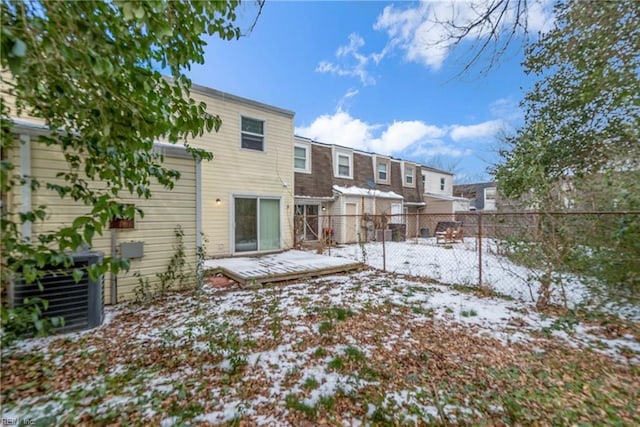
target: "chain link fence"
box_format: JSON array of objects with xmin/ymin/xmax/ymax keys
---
[{"xmin": 294, "ymin": 211, "xmax": 640, "ymax": 308}]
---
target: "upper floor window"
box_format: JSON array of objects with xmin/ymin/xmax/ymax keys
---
[
  {"xmin": 421, "ymin": 173, "xmax": 426, "ymax": 188},
  {"xmin": 294, "ymin": 144, "xmax": 310, "ymax": 173},
  {"xmin": 378, "ymin": 162, "xmax": 388, "ymax": 182},
  {"xmin": 440, "ymin": 177, "xmax": 446, "ymax": 191},
  {"xmin": 241, "ymin": 116, "xmax": 264, "ymax": 151},
  {"xmin": 338, "ymin": 154, "xmax": 350, "ymax": 177},
  {"xmin": 405, "ymin": 167, "xmax": 414, "ymax": 185},
  {"xmin": 334, "ymin": 149, "xmax": 353, "ymax": 179}
]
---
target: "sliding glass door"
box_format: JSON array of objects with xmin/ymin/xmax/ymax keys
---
[
  {"xmin": 235, "ymin": 198, "xmax": 258, "ymax": 252},
  {"xmin": 234, "ymin": 197, "xmax": 281, "ymax": 253}
]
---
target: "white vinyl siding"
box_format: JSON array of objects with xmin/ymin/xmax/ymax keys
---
[
  {"xmin": 241, "ymin": 116, "xmax": 265, "ymax": 151},
  {"xmin": 11, "ymin": 137, "xmax": 198, "ymax": 304},
  {"xmin": 189, "ymin": 89, "xmax": 294, "ymax": 257},
  {"xmin": 484, "ymin": 187, "xmax": 497, "ymax": 210},
  {"xmin": 422, "ymin": 169, "xmax": 454, "ymax": 195}
]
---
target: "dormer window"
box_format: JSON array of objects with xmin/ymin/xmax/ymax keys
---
[
  {"xmin": 405, "ymin": 168, "xmax": 414, "ymax": 185},
  {"xmin": 294, "ymin": 141, "xmax": 311, "ymax": 173},
  {"xmin": 338, "ymin": 155, "xmax": 350, "ymax": 176},
  {"xmin": 334, "ymin": 149, "xmax": 353, "ymax": 179},
  {"xmin": 403, "ymin": 162, "xmax": 415, "ymax": 187},
  {"xmin": 378, "ymin": 163, "xmax": 387, "ymax": 181}
]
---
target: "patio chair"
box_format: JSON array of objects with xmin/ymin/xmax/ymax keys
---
[
  {"xmin": 453, "ymin": 226, "xmax": 464, "ymax": 243},
  {"xmin": 436, "ymin": 227, "xmax": 454, "ymax": 244}
]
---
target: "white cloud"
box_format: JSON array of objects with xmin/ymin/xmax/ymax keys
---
[
  {"xmin": 409, "ymin": 143, "xmax": 473, "ymax": 158},
  {"xmin": 295, "ymin": 111, "xmax": 374, "ymax": 152},
  {"xmin": 316, "ymin": 32, "xmax": 384, "ymax": 86},
  {"xmin": 374, "ymin": 0, "xmax": 555, "ymax": 71},
  {"xmin": 335, "ymin": 88, "xmax": 360, "ymax": 111},
  {"xmin": 489, "ymin": 97, "xmax": 523, "ymax": 123},
  {"xmin": 450, "ymin": 119, "xmax": 504, "ymax": 141},
  {"xmin": 296, "ymin": 110, "xmax": 454, "ymax": 158},
  {"xmin": 369, "ymin": 120, "xmax": 446, "ymax": 154},
  {"xmin": 336, "ymin": 33, "xmax": 365, "ymax": 57}
]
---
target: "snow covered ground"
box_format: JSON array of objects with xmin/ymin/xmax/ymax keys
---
[
  {"xmin": 327, "ymin": 238, "xmax": 627, "ymax": 314},
  {"xmin": 2, "ymin": 268, "xmax": 638, "ymax": 425}
]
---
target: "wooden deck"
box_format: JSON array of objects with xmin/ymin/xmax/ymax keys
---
[{"xmin": 203, "ymin": 250, "xmax": 363, "ymax": 287}]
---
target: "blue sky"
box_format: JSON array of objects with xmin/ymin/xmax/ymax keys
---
[{"xmin": 186, "ymin": 1, "xmax": 554, "ymax": 183}]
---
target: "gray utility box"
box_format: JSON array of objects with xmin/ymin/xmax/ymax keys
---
[{"xmin": 121, "ymin": 241, "xmax": 144, "ymax": 259}]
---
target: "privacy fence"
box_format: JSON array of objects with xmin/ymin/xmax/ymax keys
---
[{"xmin": 294, "ymin": 211, "xmax": 640, "ymax": 307}]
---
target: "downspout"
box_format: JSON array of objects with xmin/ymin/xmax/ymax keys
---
[
  {"xmin": 10, "ymin": 134, "xmax": 32, "ymax": 307},
  {"xmin": 19, "ymin": 134, "xmax": 32, "ymax": 241},
  {"xmin": 110, "ymin": 228, "xmax": 117, "ymax": 304}
]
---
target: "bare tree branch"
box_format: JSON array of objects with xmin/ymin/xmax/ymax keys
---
[{"xmin": 428, "ymin": 0, "xmax": 535, "ymax": 77}]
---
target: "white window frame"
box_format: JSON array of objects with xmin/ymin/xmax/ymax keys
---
[
  {"xmin": 440, "ymin": 177, "xmax": 446, "ymax": 192},
  {"xmin": 231, "ymin": 194, "xmax": 282, "ymax": 254},
  {"xmin": 484, "ymin": 187, "xmax": 496, "ymax": 200},
  {"xmin": 402, "ymin": 162, "xmax": 416, "ymax": 188},
  {"xmin": 294, "ymin": 141, "xmax": 311, "ymax": 173},
  {"xmin": 377, "ymin": 161, "xmax": 389, "ymax": 183},
  {"xmin": 421, "ymin": 172, "xmax": 427, "ymax": 191},
  {"xmin": 334, "ymin": 148, "xmax": 353, "ymax": 179},
  {"xmin": 240, "ymin": 115, "xmax": 265, "ymax": 152},
  {"xmin": 405, "ymin": 167, "xmax": 414, "ymax": 186}
]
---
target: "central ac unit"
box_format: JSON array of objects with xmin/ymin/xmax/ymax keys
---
[
  {"xmin": 375, "ymin": 229, "xmax": 392, "ymax": 242},
  {"xmin": 11, "ymin": 252, "xmax": 105, "ymax": 333}
]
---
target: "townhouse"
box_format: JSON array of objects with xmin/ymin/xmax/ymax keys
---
[
  {"xmin": 187, "ymin": 83, "xmax": 295, "ymax": 257},
  {"xmin": 4, "ymin": 82, "xmax": 295, "ymax": 306},
  {"xmin": 293, "ymin": 136, "xmax": 456, "ymax": 243}
]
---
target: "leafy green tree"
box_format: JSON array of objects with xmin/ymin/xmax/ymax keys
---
[
  {"xmin": 1, "ymin": 0, "xmax": 260, "ymax": 336},
  {"xmin": 496, "ymin": 0, "xmax": 639, "ymax": 198},
  {"xmin": 494, "ymin": 0, "xmax": 640, "ymax": 303}
]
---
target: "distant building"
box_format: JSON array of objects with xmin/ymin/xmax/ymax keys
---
[
  {"xmin": 293, "ymin": 136, "xmax": 456, "ymax": 242},
  {"xmin": 453, "ymin": 182, "xmax": 498, "ymax": 211}
]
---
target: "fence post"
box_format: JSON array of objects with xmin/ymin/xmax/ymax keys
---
[
  {"xmin": 327, "ymin": 215, "xmax": 332, "ymax": 256},
  {"xmin": 382, "ymin": 214, "xmax": 387, "ymax": 272},
  {"xmin": 478, "ymin": 212, "xmax": 482, "ymax": 287}
]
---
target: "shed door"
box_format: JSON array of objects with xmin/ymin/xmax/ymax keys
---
[
  {"xmin": 391, "ymin": 203, "xmax": 403, "ymax": 224},
  {"xmin": 345, "ymin": 202, "xmax": 358, "ymax": 243}
]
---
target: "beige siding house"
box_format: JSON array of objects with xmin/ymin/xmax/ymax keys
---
[
  {"xmin": 7, "ymin": 120, "xmax": 199, "ymax": 303},
  {"xmin": 188, "ymin": 84, "xmax": 295, "ymax": 257},
  {"xmin": 4, "ymin": 82, "xmax": 295, "ymax": 304}
]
